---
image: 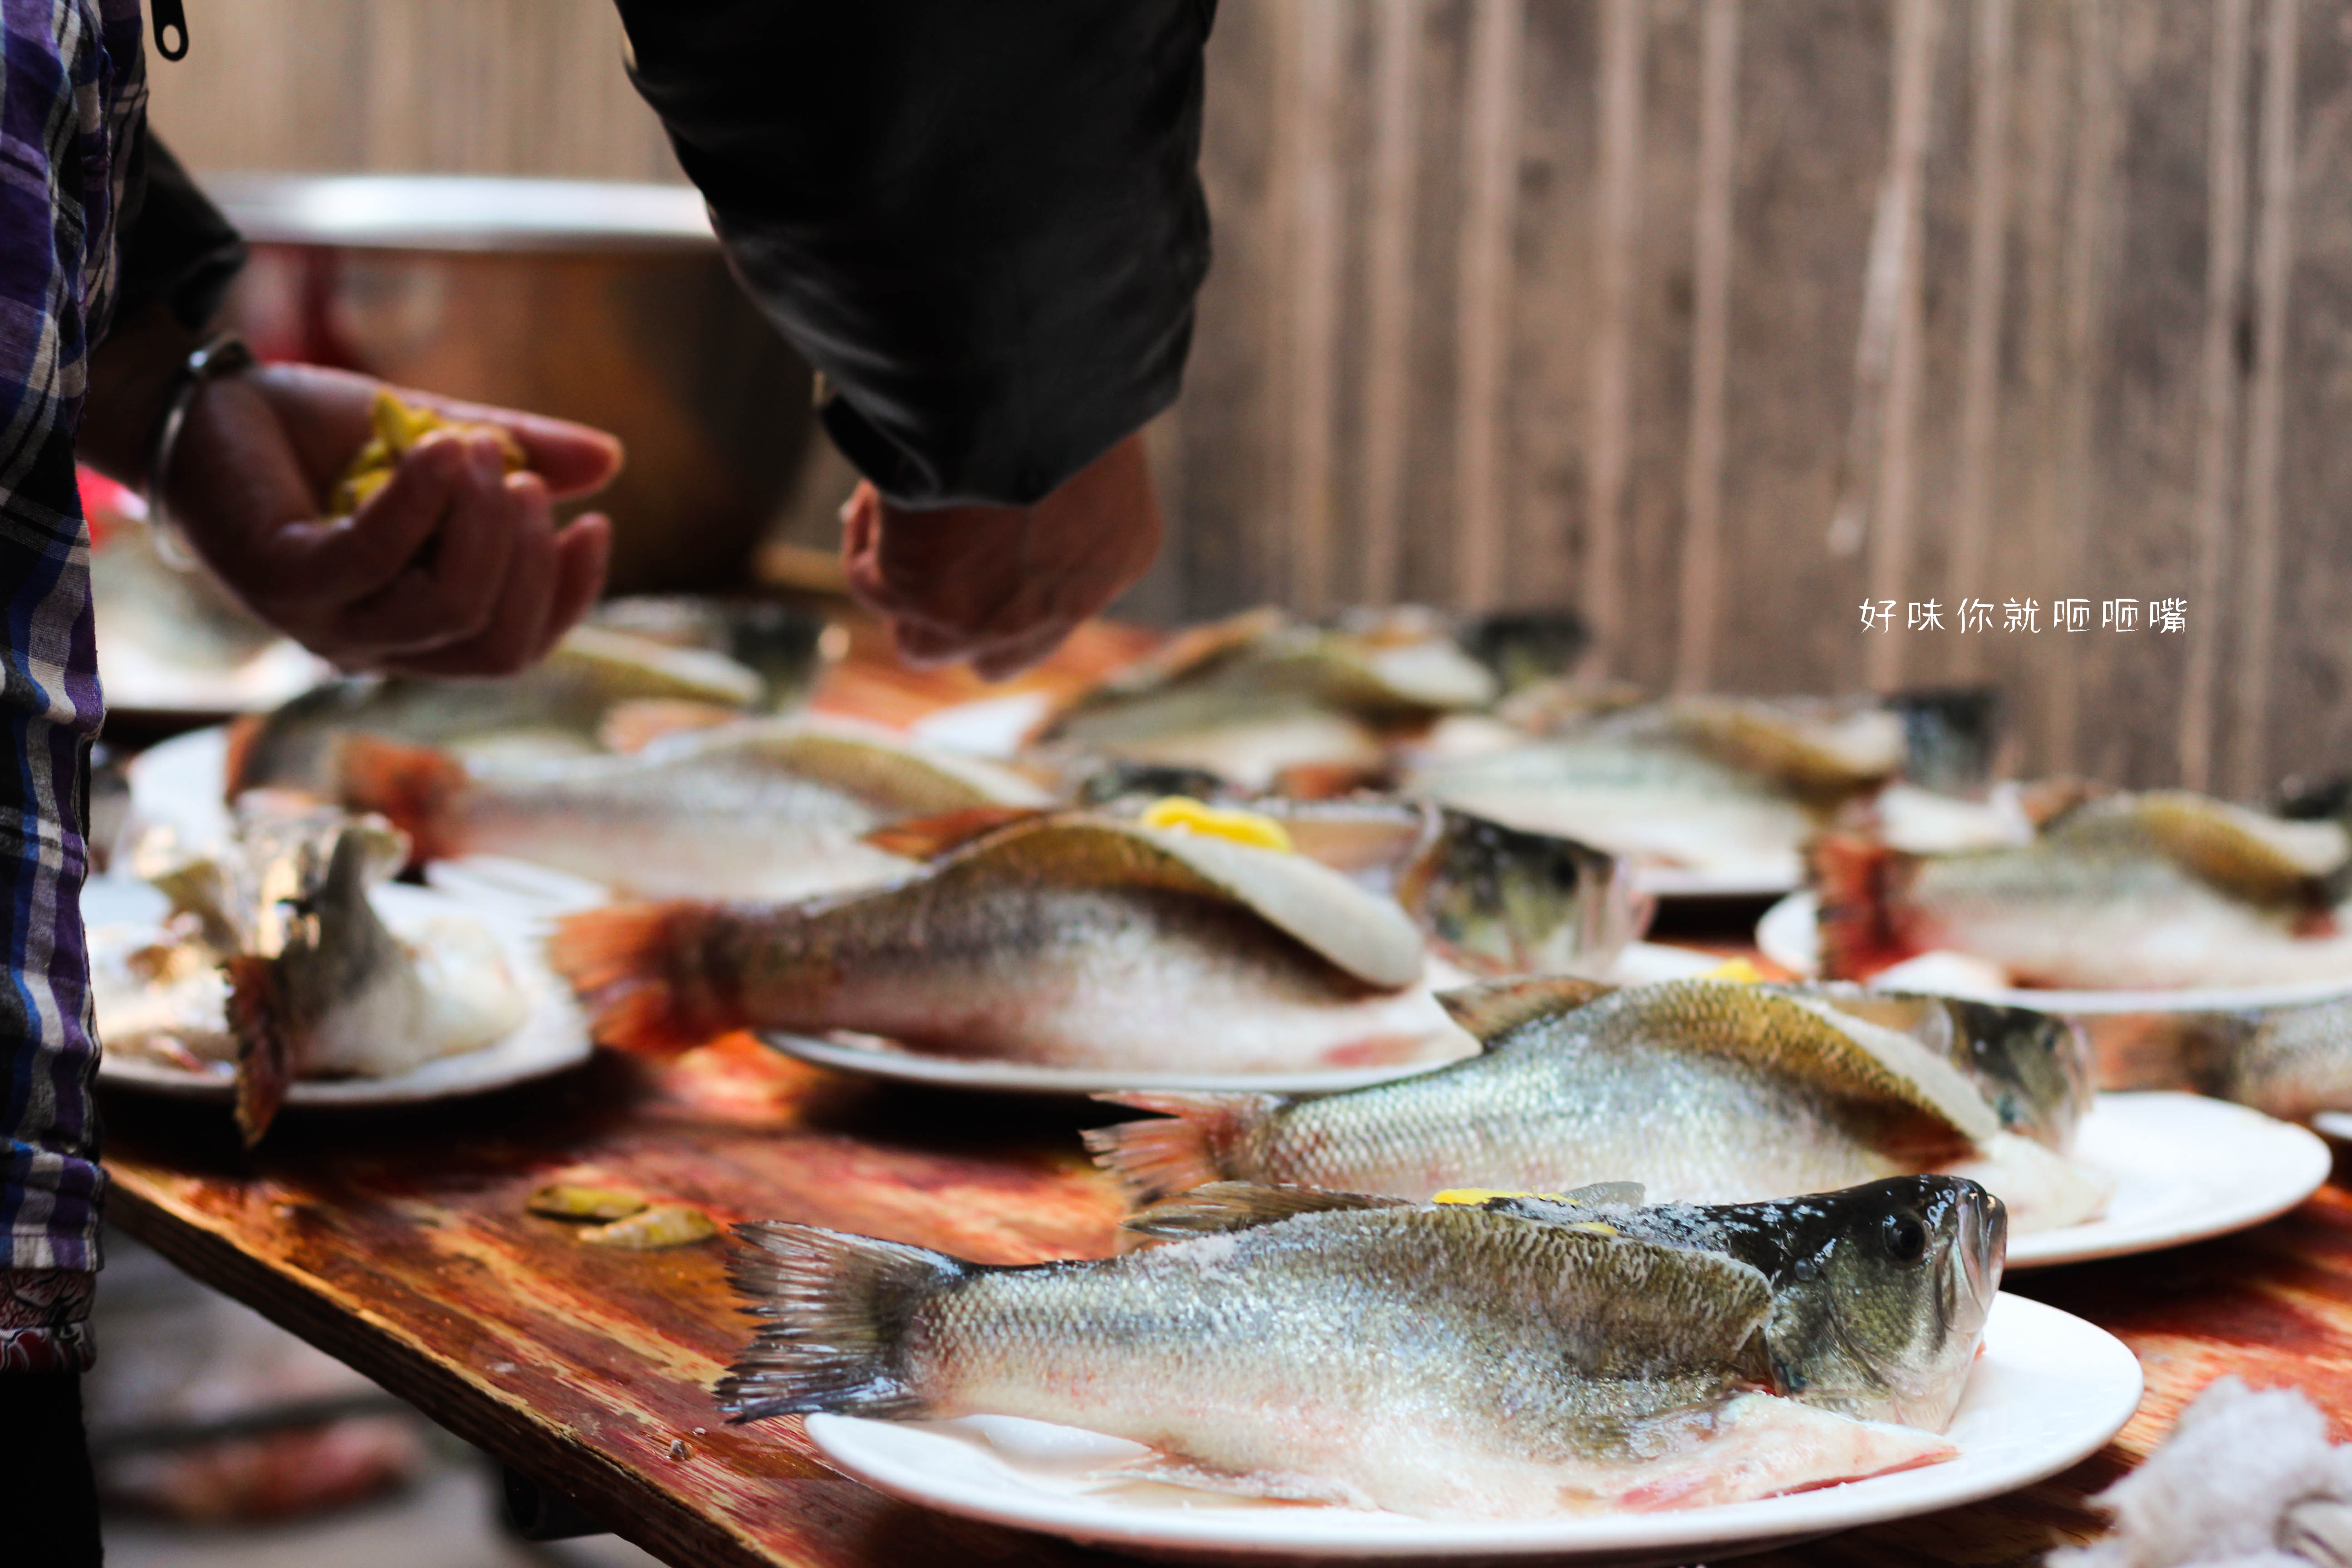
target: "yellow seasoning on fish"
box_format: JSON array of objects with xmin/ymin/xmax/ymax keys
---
[
  {"xmin": 332, "ymin": 389, "xmax": 526, "ymax": 515},
  {"xmin": 1139, "ymin": 797, "xmax": 1294, "ymax": 854},
  {"xmin": 1432, "ymin": 1187, "xmax": 1620, "ymax": 1234},
  {"xmin": 578, "ymin": 1203, "xmax": 720, "ymax": 1250},
  {"xmin": 1431, "ymin": 1188, "xmax": 1566, "ymax": 1206},
  {"xmin": 525, "ymin": 1183, "xmax": 650, "ymax": 1223}
]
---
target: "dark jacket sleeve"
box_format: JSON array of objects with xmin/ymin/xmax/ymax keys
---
[
  {"xmin": 112, "ymin": 134, "xmax": 247, "ymax": 334},
  {"xmin": 615, "ymin": 1, "xmax": 1215, "ymax": 508}
]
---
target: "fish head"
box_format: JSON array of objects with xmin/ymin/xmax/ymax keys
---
[
  {"xmin": 1396, "ymin": 809, "xmax": 1646, "ymax": 976},
  {"xmin": 1936, "ymin": 999, "xmax": 2095, "ymax": 1151},
  {"xmin": 1806, "ymin": 988, "xmax": 2092, "ymax": 1152},
  {"xmin": 1758, "ymin": 1176, "xmax": 2005, "ymax": 1432}
]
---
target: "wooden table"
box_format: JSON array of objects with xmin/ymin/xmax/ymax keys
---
[{"xmin": 101, "ymin": 626, "xmax": 2352, "ymax": 1567}]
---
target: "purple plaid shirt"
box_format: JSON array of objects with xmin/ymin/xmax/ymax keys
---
[{"xmin": 1, "ymin": 0, "xmax": 146, "ymax": 1369}]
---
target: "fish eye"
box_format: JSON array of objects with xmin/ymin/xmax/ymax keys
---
[{"xmin": 1882, "ymin": 1211, "xmax": 1928, "ymax": 1265}]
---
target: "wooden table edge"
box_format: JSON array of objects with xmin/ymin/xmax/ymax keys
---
[{"xmin": 107, "ymin": 1173, "xmax": 828, "ymax": 1568}]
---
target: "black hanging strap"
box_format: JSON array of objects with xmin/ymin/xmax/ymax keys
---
[{"xmin": 152, "ymin": 0, "xmax": 189, "ymax": 61}]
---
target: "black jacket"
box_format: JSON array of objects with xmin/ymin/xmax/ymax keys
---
[{"xmin": 616, "ymin": 0, "xmax": 1216, "ymax": 507}]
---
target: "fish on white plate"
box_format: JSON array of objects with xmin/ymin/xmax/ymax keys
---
[
  {"xmin": 336, "ymin": 716, "xmax": 1048, "ymax": 902},
  {"xmin": 1039, "ymin": 607, "xmax": 1498, "ymax": 790},
  {"xmin": 1088, "ymin": 975, "xmax": 2108, "ymax": 1234},
  {"xmin": 552, "ymin": 813, "xmax": 1475, "ymax": 1073},
  {"xmin": 720, "ymin": 1174, "xmax": 2001, "ymax": 1519},
  {"xmin": 225, "ymin": 621, "xmax": 772, "ymax": 795},
  {"xmin": 1814, "ymin": 790, "xmax": 2352, "ymax": 990},
  {"xmin": 96, "ymin": 797, "xmax": 525, "ymax": 1142},
  {"xmin": 1404, "ymin": 696, "xmax": 1903, "ymax": 883}
]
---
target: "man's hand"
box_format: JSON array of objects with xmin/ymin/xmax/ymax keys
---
[
  {"xmin": 166, "ymin": 365, "xmax": 619, "ymax": 675},
  {"xmin": 83, "ymin": 305, "xmax": 621, "ymax": 677},
  {"xmin": 842, "ymin": 432, "xmax": 1163, "ymax": 681}
]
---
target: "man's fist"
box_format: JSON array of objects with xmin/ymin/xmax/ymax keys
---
[{"xmin": 842, "ymin": 431, "xmax": 1163, "ymax": 680}]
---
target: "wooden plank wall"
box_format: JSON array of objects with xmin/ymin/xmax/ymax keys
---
[{"xmin": 148, "ymin": 1, "xmax": 2352, "ymax": 793}]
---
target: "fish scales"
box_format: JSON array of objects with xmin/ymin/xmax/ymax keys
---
[
  {"xmin": 1207, "ymin": 985, "xmax": 1965, "ymax": 1203},
  {"xmin": 920, "ymin": 1213, "xmax": 1761, "ymax": 1458}
]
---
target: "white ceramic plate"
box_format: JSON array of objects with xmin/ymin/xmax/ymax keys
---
[
  {"xmin": 92, "ymin": 876, "xmax": 593, "ymax": 1106},
  {"xmin": 756, "ymin": 1031, "xmax": 1475, "ymax": 1098},
  {"xmin": 2009, "ymin": 1092, "xmax": 2331, "ymax": 1269},
  {"xmin": 800, "ymin": 1293, "xmax": 2139, "ymax": 1566},
  {"xmin": 2304, "ymin": 1111, "xmax": 2352, "ymax": 1145},
  {"xmin": 1755, "ymin": 892, "xmax": 2352, "ymax": 1014},
  {"xmin": 99, "ymin": 638, "xmax": 329, "ymax": 715},
  {"xmin": 119, "ymin": 723, "xmax": 237, "ymax": 860}
]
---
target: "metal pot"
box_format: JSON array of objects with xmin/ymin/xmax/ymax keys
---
[{"xmin": 204, "ymin": 173, "xmax": 815, "ymax": 596}]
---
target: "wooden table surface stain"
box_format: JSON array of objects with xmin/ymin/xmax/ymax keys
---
[{"xmin": 99, "ymin": 621, "xmax": 2352, "ymax": 1567}]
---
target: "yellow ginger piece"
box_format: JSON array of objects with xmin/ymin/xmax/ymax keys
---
[
  {"xmin": 525, "ymin": 1183, "xmax": 649, "ymax": 1223},
  {"xmin": 1138, "ymin": 796, "xmax": 1295, "ymax": 854},
  {"xmin": 331, "ymin": 389, "xmax": 527, "ymax": 515},
  {"xmin": 1433, "ymin": 1188, "xmax": 1567, "ymax": 1206},
  {"xmin": 1699, "ymin": 956, "xmax": 1765, "ymax": 984},
  {"xmin": 576, "ymin": 1203, "xmax": 720, "ymax": 1250}
]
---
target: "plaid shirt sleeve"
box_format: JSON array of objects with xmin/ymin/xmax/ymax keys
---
[{"xmin": 0, "ymin": 0, "xmax": 147, "ymax": 1359}]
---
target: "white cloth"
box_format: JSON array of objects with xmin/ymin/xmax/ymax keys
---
[{"xmin": 2052, "ymin": 1377, "xmax": 2352, "ymax": 1568}]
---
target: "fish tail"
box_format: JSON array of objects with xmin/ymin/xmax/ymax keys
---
[
  {"xmin": 548, "ymin": 902, "xmax": 745, "ymax": 1055},
  {"xmin": 1810, "ymin": 833, "xmax": 1916, "ymax": 980},
  {"xmin": 1083, "ymin": 1092, "xmax": 1280, "ymax": 1202},
  {"xmin": 225, "ymin": 954, "xmax": 291, "ymax": 1147},
  {"xmin": 335, "ymin": 734, "xmax": 467, "ymax": 862},
  {"xmin": 718, "ymin": 1222, "xmax": 969, "ymax": 1421}
]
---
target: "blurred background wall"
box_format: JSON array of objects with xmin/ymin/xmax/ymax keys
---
[{"xmin": 149, "ymin": 0, "xmax": 2352, "ymax": 793}]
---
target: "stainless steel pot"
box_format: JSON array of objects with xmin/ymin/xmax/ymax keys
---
[{"xmin": 204, "ymin": 173, "xmax": 816, "ymax": 596}]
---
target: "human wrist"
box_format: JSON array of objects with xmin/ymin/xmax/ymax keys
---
[{"xmin": 79, "ymin": 300, "xmax": 204, "ymax": 487}]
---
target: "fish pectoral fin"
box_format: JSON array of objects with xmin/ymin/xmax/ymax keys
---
[
  {"xmin": 1611, "ymin": 1393, "xmax": 1957, "ymax": 1513},
  {"xmin": 1122, "ymin": 1182, "xmax": 1411, "ymax": 1240},
  {"xmin": 1093, "ymin": 1453, "xmax": 1375, "ymax": 1511},
  {"xmin": 1435, "ymin": 975, "xmax": 1616, "ymax": 1044}
]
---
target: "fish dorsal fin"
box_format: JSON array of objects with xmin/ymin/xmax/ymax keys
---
[
  {"xmin": 931, "ymin": 816, "xmax": 1426, "ymax": 988},
  {"xmin": 1600, "ymin": 980, "xmax": 2000, "ymax": 1143},
  {"xmin": 1122, "ymin": 1182, "xmax": 1410, "ymax": 1240},
  {"xmin": 2054, "ymin": 790, "xmax": 2346, "ymax": 905},
  {"xmin": 1437, "ymin": 976, "xmax": 1617, "ymax": 1044}
]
